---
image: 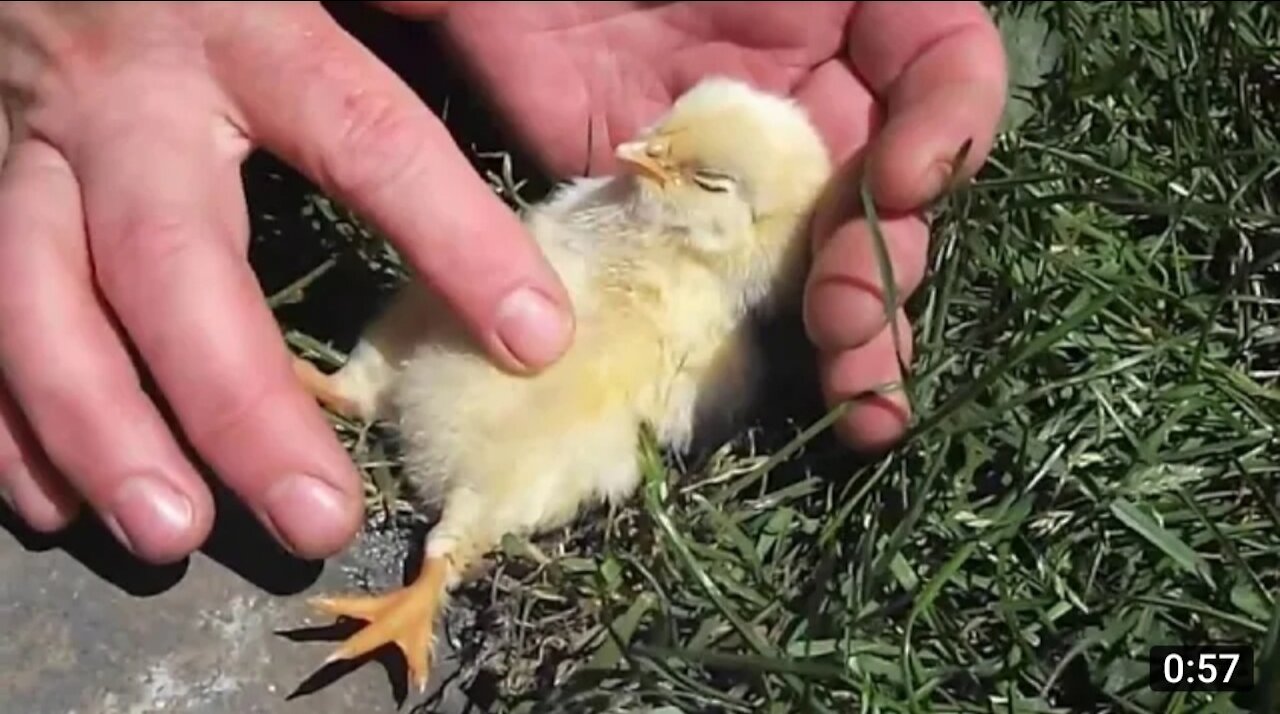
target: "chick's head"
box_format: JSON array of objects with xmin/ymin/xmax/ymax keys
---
[{"xmin": 614, "ymin": 77, "xmax": 833, "ymax": 297}]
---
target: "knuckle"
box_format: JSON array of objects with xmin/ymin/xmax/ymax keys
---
[
  {"xmin": 91, "ymin": 213, "xmax": 199, "ymax": 300},
  {"xmin": 320, "ymin": 88, "xmax": 432, "ymax": 198},
  {"xmin": 0, "ymin": 449, "xmax": 20, "ymax": 479},
  {"xmin": 16, "ymin": 368, "xmax": 113, "ymax": 467},
  {"xmin": 179, "ymin": 370, "xmax": 281, "ymax": 455},
  {"xmin": 13, "ymin": 364, "xmax": 166, "ymax": 509}
]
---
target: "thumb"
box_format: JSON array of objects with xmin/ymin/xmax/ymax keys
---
[
  {"xmin": 216, "ymin": 4, "xmax": 572, "ymax": 373},
  {"xmin": 847, "ymin": 1, "xmax": 1008, "ymax": 211}
]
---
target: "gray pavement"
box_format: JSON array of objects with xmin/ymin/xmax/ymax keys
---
[{"xmin": 0, "ymin": 490, "xmax": 475, "ymax": 714}]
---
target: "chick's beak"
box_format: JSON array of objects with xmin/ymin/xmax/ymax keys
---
[{"xmin": 615, "ymin": 141, "xmax": 671, "ymax": 187}]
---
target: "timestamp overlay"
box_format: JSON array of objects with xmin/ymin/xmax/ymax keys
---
[{"xmin": 1148, "ymin": 644, "xmax": 1256, "ymax": 693}]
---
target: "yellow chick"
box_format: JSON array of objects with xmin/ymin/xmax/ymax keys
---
[{"xmin": 291, "ymin": 76, "xmax": 834, "ymax": 692}]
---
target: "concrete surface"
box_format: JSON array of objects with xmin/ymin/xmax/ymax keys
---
[{"xmin": 0, "ymin": 487, "xmax": 477, "ymax": 714}]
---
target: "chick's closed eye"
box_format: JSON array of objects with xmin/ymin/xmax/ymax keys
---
[
  {"xmin": 619, "ymin": 76, "xmax": 832, "ymax": 222},
  {"xmin": 691, "ymin": 168, "xmax": 736, "ymax": 193}
]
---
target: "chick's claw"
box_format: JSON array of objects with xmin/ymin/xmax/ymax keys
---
[
  {"xmin": 308, "ymin": 555, "xmax": 451, "ymax": 693},
  {"xmin": 291, "ymin": 357, "xmax": 363, "ymax": 421}
]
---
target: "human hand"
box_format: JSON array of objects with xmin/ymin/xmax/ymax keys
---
[
  {"xmin": 0, "ymin": 1, "xmax": 573, "ymax": 563},
  {"xmin": 383, "ymin": 0, "xmax": 1007, "ymax": 451}
]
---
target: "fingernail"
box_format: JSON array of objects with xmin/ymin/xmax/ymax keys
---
[
  {"xmin": 928, "ymin": 155, "xmax": 963, "ymax": 202},
  {"xmin": 495, "ymin": 287, "xmax": 573, "ymax": 370},
  {"xmin": 106, "ymin": 476, "xmax": 194, "ymax": 560},
  {"xmin": 265, "ymin": 474, "xmax": 353, "ymax": 558}
]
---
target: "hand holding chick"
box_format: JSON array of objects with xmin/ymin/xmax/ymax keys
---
[
  {"xmin": 292, "ymin": 77, "xmax": 835, "ymax": 691},
  {"xmin": 429, "ymin": 0, "xmax": 1009, "ymax": 450}
]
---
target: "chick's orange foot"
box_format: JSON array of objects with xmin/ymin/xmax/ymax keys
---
[
  {"xmin": 292, "ymin": 357, "xmax": 363, "ymax": 420},
  {"xmin": 308, "ymin": 555, "xmax": 451, "ymax": 693}
]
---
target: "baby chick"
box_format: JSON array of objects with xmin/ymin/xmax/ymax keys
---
[{"xmin": 292, "ymin": 76, "xmax": 834, "ymax": 692}]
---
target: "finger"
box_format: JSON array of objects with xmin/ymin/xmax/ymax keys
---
[
  {"xmin": 0, "ymin": 106, "xmax": 9, "ymax": 164},
  {"xmin": 74, "ymin": 119, "xmax": 364, "ymax": 560},
  {"xmin": 804, "ymin": 208, "xmax": 929, "ymax": 353},
  {"xmin": 369, "ymin": 1, "xmax": 453, "ymax": 16},
  {"xmin": 0, "ymin": 140, "xmax": 215, "ymax": 562},
  {"xmin": 215, "ymin": 4, "xmax": 574, "ymax": 373},
  {"xmin": 0, "ymin": 380, "xmax": 80, "ymax": 534},
  {"xmin": 846, "ymin": 0, "xmax": 1007, "ymax": 210},
  {"xmin": 792, "ymin": 58, "xmax": 881, "ymax": 166},
  {"xmin": 819, "ymin": 310, "xmax": 914, "ymax": 452}
]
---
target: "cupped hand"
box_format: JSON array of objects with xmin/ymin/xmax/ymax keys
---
[
  {"xmin": 386, "ymin": 0, "xmax": 1007, "ymax": 451},
  {"xmin": 0, "ymin": 1, "xmax": 573, "ymax": 563}
]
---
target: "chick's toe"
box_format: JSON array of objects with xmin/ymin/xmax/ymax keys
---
[
  {"xmin": 308, "ymin": 555, "xmax": 451, "ymax": 693},
  {"xmin": 292, "ymin": 357, "xmax": 364, "ymax": 421}
]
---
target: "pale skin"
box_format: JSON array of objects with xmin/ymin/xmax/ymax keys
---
[{"xmin": 0, "ymin": 1, "xmax": 1007, "ymax": 565}]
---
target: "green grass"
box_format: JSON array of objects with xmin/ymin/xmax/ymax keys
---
[{"xmin": 249, "ymin": 2, "xmax": 1280, "ymax": 712}]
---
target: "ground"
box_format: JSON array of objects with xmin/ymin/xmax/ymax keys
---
[{"xmin": 0, "ymin": 505, "xmax": 476, "ymax": 714}]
